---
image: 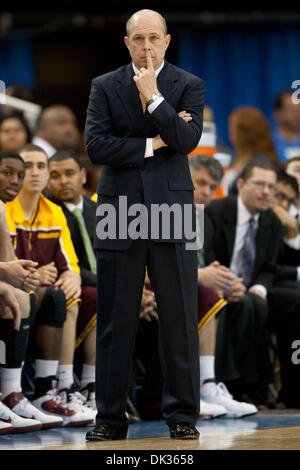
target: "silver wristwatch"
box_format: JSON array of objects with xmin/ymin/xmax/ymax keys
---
[{"xmin": 147, "ymin": 92, "xmax": 162, "ymax": 107}]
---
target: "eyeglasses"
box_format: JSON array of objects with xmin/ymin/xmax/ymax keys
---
[
  {"xmin": 274, "ymin": 192, "xmax": 295, "ymax": 205},
  {"xmin": 250, "ymin": 181, "xmax": 276, "ymax": 192}
]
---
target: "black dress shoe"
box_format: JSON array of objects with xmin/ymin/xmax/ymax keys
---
[
  {"xmin": 169, "ymin": 423, "xmax": 200, "ymax": 440},
  {"xmin": 86, "ymin": 423, "xmax": 128, "ymax": 441}
]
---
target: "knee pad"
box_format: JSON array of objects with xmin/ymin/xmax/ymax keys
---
[
  {"xmin": 28, "ymin": 292, "xmax": 37, "ymax": 327},
  {"xmin": 36, "ymin": 287, "xmax": 67, "ymax": 328},
  {"xmin": 0, "ymin": 318, "xmax": 30, "ymax": 367}
]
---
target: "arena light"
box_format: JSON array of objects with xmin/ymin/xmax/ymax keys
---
[{"xmin": 0, "ymin": 93, "xmax": 41, "ymax": 131}]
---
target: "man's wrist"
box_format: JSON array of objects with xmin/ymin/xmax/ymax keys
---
[{"xmin": 147, "ymin": 92, "xmax": 162, "ymax": 107}]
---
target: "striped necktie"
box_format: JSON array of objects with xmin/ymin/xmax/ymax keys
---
[
  {"xmin": 73, "ymin": 207, "xmax": 97, "ymax": 274},
  {"xmin": 139, "ymin": 92, "xmax": 147, "ymax": 114},
  {"xmin": 239, "ymin": 217, "xmax": 257, "ymax": 287}
]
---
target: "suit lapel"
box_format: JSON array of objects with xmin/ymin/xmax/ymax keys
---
[
  {"xmin": 116, "ymin": 62, "xmax": 179, "ymax": 126},
  {"xmin": 223, "ymin": 197, "xmax": 238, "ymax": 264},
  {"xmin": 156, "ymin": 61, "xmax": 179, "ymax": 103},
  {"xmin": 116, "ymin": 64, "xmax": 143, "ymax": 124}
]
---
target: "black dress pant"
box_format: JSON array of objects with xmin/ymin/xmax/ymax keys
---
[
  {"xmin": 215, "ymin": 292, "xmax": 273, "ymax": 388},
  {"xmin": 95, "ymin": 238, "xmax": 199, "ymax": 429},
  {"xmin": 268, "ymin": 285, "xmax": 300, "ymax": 407}
]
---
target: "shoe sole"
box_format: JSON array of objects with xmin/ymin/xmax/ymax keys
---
[
  {"xmin": 200, "ymin": 412, "xmax": 227, "ymax": 419},
  {"xmin": 41, "ymin": 421, "xmax": 63, "ymax": 430},
  {"xmin": 170, "ymin": 434, "xmax": 200, "ymax": 439},
  {"xmin": 224, "ymin": 411, "xmax": 258, "ymax": 418},
  {"xmin": 64, "ymin": 419, "xmax": 94, "ymax": 427},
  {"xmin": 0, "ymin": 427, "xmax": 13, "ymax": 435},
  {"xmin": 85, "ymin": 434, "xmax": 127, "ymax": 441},
  {"xmin": 10, "ymin": 424, "xmax": 42, "ymax": 434}
]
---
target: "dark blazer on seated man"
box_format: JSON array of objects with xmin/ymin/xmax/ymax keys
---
[
  {"xmin": 275, "ymin": 236, "xmax": 300, "ymax": 285},
  {"xmin": 204, "ymin": 195, "xmax": 281, "ymax": 397},
  {"xmin": 205, "ymin": 195, "xmax": 282, "ymax": 290},
  {"xmin": 205, "ymin": 193, "xmax": 300, "ymax": 407},
  {"xmin": 48, "ymin": 195, "xmax": 97, "ymax": 287}
]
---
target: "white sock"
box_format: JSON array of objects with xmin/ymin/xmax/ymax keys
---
[
  {"xmin": 80, "ymin": 364, "xmax": 95, "ymax": 389},
  {"xmin": 0, "ymin": 367, "xmax": 22, "ymax": 399},
  {"xmin": 35, "ymin": 359, "xmax": 58, "ymax": 378},
  {"xmin": 199, "ymin": 356, "xmax": 215, "ymax": 387},
  {"xmin": 57, "ymin": 364, "xmax": 74, "ymax": 391}
]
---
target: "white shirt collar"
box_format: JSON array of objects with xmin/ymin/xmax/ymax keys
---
[
  {"xmin": 132, "ymin": 60, "xmax": 164, "ymax": 78},
  {"xmin": 64, "ymin": 196, "xmax": 83, "ymax": 213},
  {"xmin": 290, "ymin": 203, "xmax": 300, "ymax": 217},
  {"xmin": 32, "ymin": 136, "xmax": 57, "ymax": 159},
  {"xmin": 237, "ymin": 196, "xmax": 260, "ymax": 225}
]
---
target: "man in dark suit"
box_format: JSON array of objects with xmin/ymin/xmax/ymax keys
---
[
  {"xmin": 205, "ymin": 160, "xmax": 281, "ymax": 406},
  {"xmin": 84, "ymin": 9, "xmax": 205, "ymax": 440}
]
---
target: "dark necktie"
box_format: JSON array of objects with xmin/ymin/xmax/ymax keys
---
[
  {"xmin": 73, "ymin": 207, "xmax": 97, "ymax": 274},
  {"xmin": 239, "ymin": 217, "xmax": 256, "ymax": 287}
]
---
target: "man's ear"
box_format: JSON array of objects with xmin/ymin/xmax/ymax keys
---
[
  {"xmin": 236, "ymin": 178, "xmax": 245, "ymax": 192},
  {"xmin": 165, "ymin": 34, "xmax": 171, "ymax": 51},
  {"xmin": 124, "ymin": 36, "xmax": 129, "ymax": 50},
  {"xmin": 81, "ymin": 168, "xmax": 87, "ymax": 186}
]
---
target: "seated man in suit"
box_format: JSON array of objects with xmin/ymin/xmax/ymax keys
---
[
  {"xmin": 190, "ymin": 154, "xmax": 258, "ymax": 417},
  {"xmin": 266, "ymin": 169, "xmax": 300, "ymax": 407},
  {"xmin": 205, "ymin": 160, "xmax": 282, "ymax": 408},
  {"xmin": 271, "ymin": 169, "xmax": 300, "ymax": 286}
]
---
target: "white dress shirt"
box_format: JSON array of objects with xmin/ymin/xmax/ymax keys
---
[
  {"xmin": 132, "ymin": 61, "xmax": 165, "ymax": 159},
  {"xmin": 285, "ymin": 203, "xmax": 300, "ymax": 281},
  {"xmin": 64, "ymin": 196, "xmax": 84, "ymax": 214},
  {"xmin": 230, "ymin": 197, "xmax": 267, "ymax": 298}
]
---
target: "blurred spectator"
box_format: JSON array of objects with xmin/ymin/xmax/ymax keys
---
[
  {"xmin": 78, "ymin": 153, "xmax": 102, "ymax": 198},
  {"xmin": 32, "ymin": 105, "xmax": 80, "ymax": 158},
  {"xmin": 0, "ymin": 114, "xmax": 31, "ymax": 152},
  {"xmin": 272, "ymin": 91, "xmax": 300, "ymax": 163},
  {"xmin": 284, "ymin": 156, "xmax": 300, "ymax": 218},
  {"xmin": 224, "ymin": 106, "xmax": 280, "ymax": 195},
  {"xmin": 203, "ymin": 106, "xmax": 233, "ymax": 156}
]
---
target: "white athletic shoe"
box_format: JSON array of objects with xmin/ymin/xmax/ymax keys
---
[
  {"xmin": 0, "ymin": 416, "xmax": 13, "ymax": 435},
  {"xmin": 33, "ymin": 388, "xmax": 93, "ymax": 428},
  {"xmin": 80, "ymin": 383, "xmax": 96, "ymax": 411},
  {"xmin": 199, "ymin": 399, "xmax": 227, "ymax": 419},
  {"xmin": 200, "ymin": 381, "xmax": 258, "ymax": 418},
  {"xmin": 0, "ymin": 396, "xmax": 42, "ymax": 433},
  {"xmin": 4, "ymin": 391, "xmax": 63, "ymax": 430},
  {"xmin": 58, "ymin": 387, "xmax": 96, "ymax": 426}
]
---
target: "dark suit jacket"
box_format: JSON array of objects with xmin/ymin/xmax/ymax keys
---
[
  {"xmin": 48, "ymin": 195, "xmax": 97, "ymax": 287},
  {"xmin": 205, "ymin": 196, "xmax": 282, "ymax": 291},
  {"xmin": 275, "ymin": 232, "xmax": 300, "ymax": 282},
  {"xmin": 85, "ymin": 60, "xmax": 205, "ymax": 250}
]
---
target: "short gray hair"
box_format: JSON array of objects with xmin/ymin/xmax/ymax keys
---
[{"xmin": 188, "ymin": 154, "xmax": 223, "ymax": 182}]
